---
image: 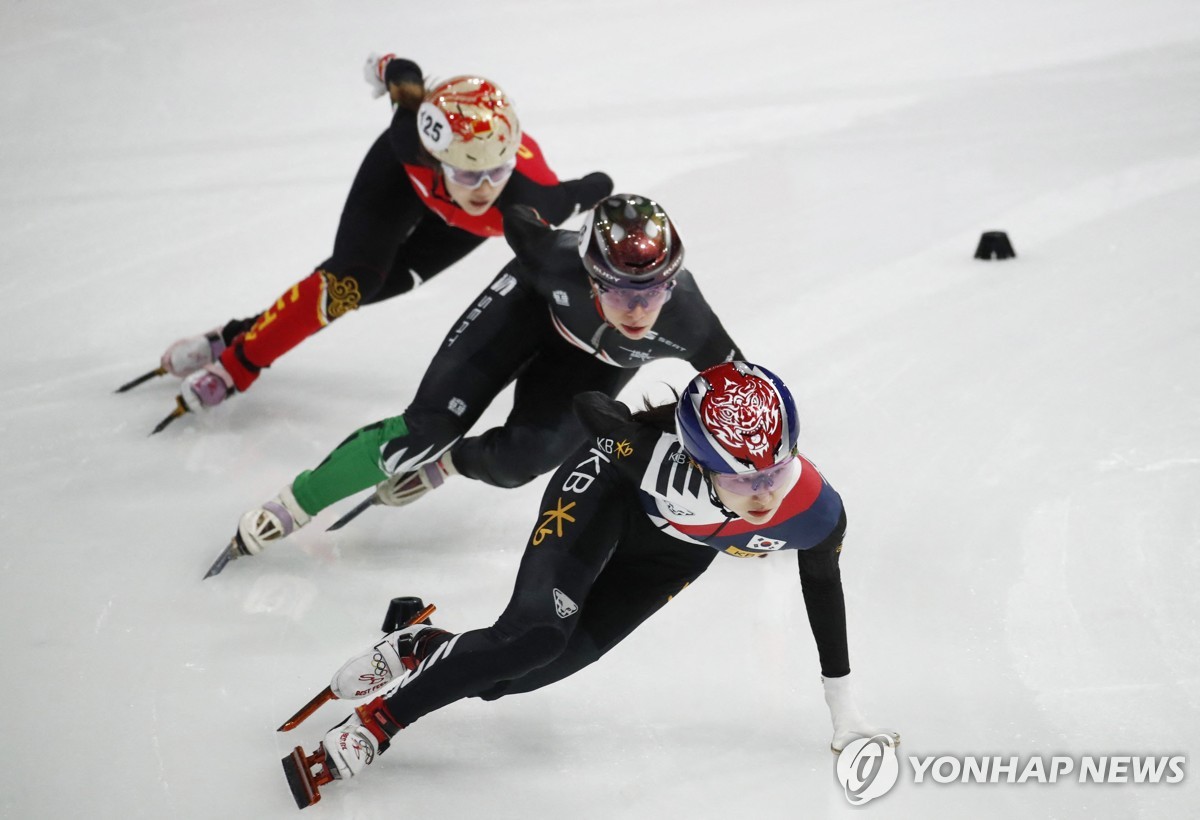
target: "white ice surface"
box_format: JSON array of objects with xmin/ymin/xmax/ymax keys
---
[{"xmin": 2, "ymin": 1, "xmax": 1198, "ymax": 817}]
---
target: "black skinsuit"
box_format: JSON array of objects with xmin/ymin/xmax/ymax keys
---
[
  {"xmin": 289, "ymin": 206, "xmax": 743, "ymax": 514},
  {"xmin": 375, "ymin": 392, "xmax": 850, "ymax": 728}
]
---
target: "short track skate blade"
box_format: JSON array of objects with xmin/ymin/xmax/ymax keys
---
[
  {"xmin": 150, "ymin": 396, "xmax": 189, "ymax": 435},
  {"xmin": 278, "ymin": 686, "xmax": 335, "ymax": 732},
  {"xmin": 203, "ymin": 538, "xmax": 241, "ymax": 579},
  {"xmin": 326, "ymin": 495, "xmax": 379, "ymax": 531},
  {"xmin": 115, "ymin": 366, "xmax": 167, "ymax": 393},
  {"xmin": 281, "ymin": 745, "xmax": 333, "ymax": 809}
]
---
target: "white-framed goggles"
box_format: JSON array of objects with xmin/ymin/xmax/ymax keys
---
[
  {"xmin": 710, "ymin": 455, "xmax": 800, "ymax": 497},
  {"xmin": 441, "ymin": 159, "xmax": 517, "ymax": 190},
  {"xmin": 593, "ymin": 279, "xmax": 675, "ymax": 312}
]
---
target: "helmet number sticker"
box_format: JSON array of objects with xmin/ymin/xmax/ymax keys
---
[
  {"xmin": 417, "ymin": 102, "xmax": 453, "ymax": 153},
  {"xmin": 577, "ymin": 210, "xmax": 595, "ymax": 259}
]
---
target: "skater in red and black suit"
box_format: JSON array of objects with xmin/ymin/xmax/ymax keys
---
[
  {"xmin": 283, "ymin": 362, "xmax": 898, "ymax": 799},
  {"xmin": 148, "ymin": 55, "xmax": 612, "ymax": 414}
]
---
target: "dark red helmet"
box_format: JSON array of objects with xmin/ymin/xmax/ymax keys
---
[{"xmin": 577, "ymin": 194, "xmax": 684, "ymax": 289}]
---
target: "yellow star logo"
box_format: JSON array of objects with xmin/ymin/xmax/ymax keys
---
[{"xmin": 532, "ymin": 498, "xmax": 577, "ymax": 545}]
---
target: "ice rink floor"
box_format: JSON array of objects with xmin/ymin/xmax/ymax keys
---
[{"xmin": 2, "ymin": 1, "xmax": 1198, "ymax": 817}]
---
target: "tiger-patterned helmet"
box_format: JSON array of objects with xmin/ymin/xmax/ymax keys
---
[{"xmin": 675, "ymin": 361, "xmax": 799, "ymax": 474}]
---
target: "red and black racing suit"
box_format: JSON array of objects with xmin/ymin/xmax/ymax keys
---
[{"xmin": 208, "ymin": 58, "xmax": 613, "ymax": 394}]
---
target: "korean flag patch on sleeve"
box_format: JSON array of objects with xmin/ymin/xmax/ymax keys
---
[{"xmin": 746, "ymin": 534, "xmax": 786, "ymax": 551}]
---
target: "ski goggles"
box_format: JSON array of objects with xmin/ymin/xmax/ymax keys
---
[
  {"xmin": 441, "ymin": 159, "xmax": 517, "ymax": 190},
  {"xmin": 593, "ymin": 280, "xmax": 675, "ymax": 312},
  {"xmin": 710, "ymin": 455, "xmax": 800, "ymax": 497}
]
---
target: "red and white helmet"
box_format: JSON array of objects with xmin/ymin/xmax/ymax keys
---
[
  {"xmin": 417, "ymin": 76, "xmax": 521, "ymax": 171},
  {"xmin": 675, "ymin": 362, "xmax": 799, "ymax": 474}
]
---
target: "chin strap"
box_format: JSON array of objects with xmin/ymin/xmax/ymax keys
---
[
  {"xmin": 698, "ymin": 469, "xmax": 739, "ymax": 538},
  {"xmin": 698, "ymin": 467, "xmax": 729, "ymax": 514},
  {"xmin": 588, "ymin": 282, "xmax": 611, "ymax": 327}
]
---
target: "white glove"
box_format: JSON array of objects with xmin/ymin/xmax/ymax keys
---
[
  {"xmin": 363, "ymin": 52, "xmax": 395, "ymax": 98},
  {"xmin": 822, "ymin": 673, "xmax": 900, "ymax": 754}
]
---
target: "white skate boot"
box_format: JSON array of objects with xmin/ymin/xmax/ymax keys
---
[
  {"xmin": 237, "ymin": 484, "xmax": 312, "ymax": 555},
  {"xmin": 321, "ymin": 697, "xmax": 405, "ymax": 780},
  {"xmin": 376, "ymin": 455, "xmax": 456, "ymax": 507},
  {"xmin": 330, "ymin": 623, "xmax": 451, "ymax": 699},
  {"xmin": 160, "ymin": 328, "xmax": 225, "ymax": 378},
  {"xmin": 180, "ymin": 361, "xmax": 236, "ymax": 411}
]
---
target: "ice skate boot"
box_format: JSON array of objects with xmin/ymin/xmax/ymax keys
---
[
  {"xmin": 117, "ymin": 327, "xmax": 226, "ymax": 394},
  {"xmin": 180, "ymin": 361, "xmax": 236, "ymax": 411},
  {"xmin": 237, "ymin": 484, "xmax": 312, "ymax": 555},
  {"xmin": 204, "ymin": 484, "xmax": 315, "ymax": 578},
  {"xmin": 330, "ymin": 622, "xmax": 451, "ymax": 699},
  {"xmin": 321, "ymin": 697, "xmax": 403, "ymax": 779},
  {"xmin": 160, "ymin": 328, "xmax": 226, "ymax": 378},
  {"xmin": 281, "ymin": 697, "xmax": 404, "ymax": 808},
  {"xmin": 325, "ymin": 457, "xmax": 456, "ymax": 532},
  {"xmin": 377, "ymin": 455, "xmax": 455, "ymax": 507}
]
